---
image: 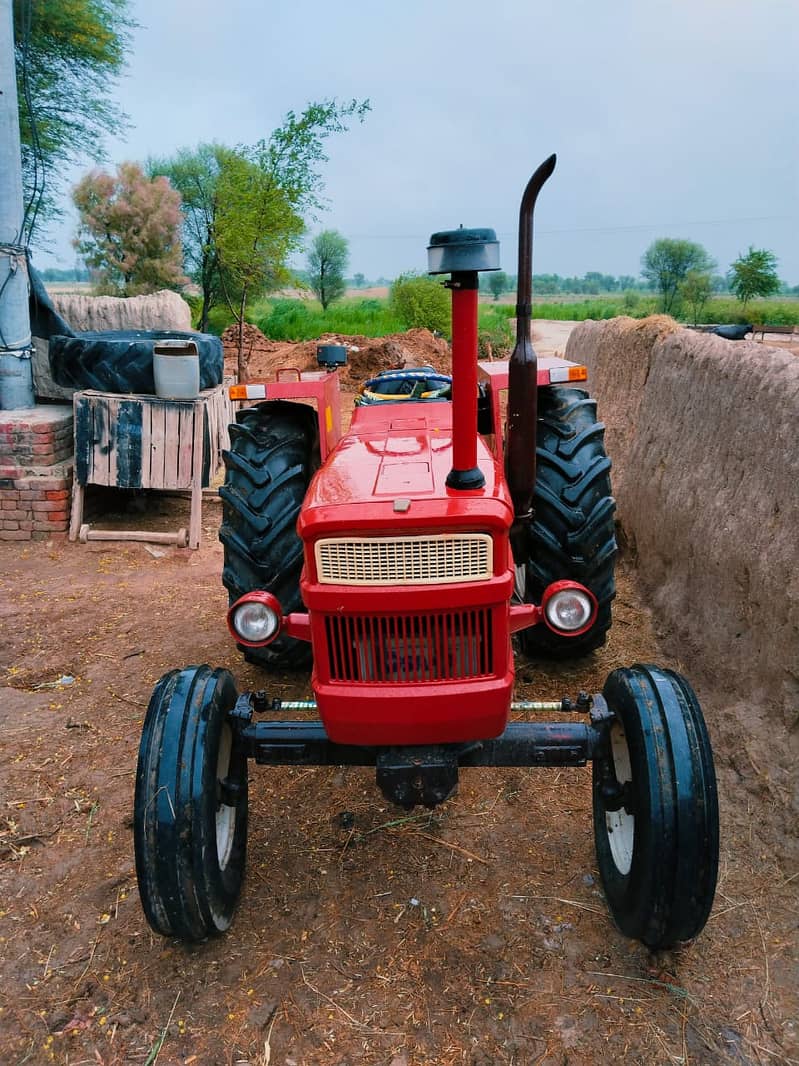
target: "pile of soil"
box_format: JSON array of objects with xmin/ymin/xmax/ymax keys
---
[{"xmin": 221, "ymin": 324, "xmax": 451, "ymax": 392}]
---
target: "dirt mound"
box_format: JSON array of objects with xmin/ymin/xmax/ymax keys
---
[
  {"xmin": 567, "ymin": 314, "xmax": 799, "ymax": 846},
  {"xmin": 222, "ymin": 325, "xmax": 451, "ymax": 391}
]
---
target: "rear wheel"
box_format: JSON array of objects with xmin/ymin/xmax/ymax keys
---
[
  {"xmin": 593, "ymin": 665, "xmax": 719, "ymax": 949},
  {"xmin": 134, "ymin": 666, "xmax": 248, "ymax": 941},
  {"xmin": 516, "ymin": 386, "xmax": 616, "ymax": 658},
  {"xmin": 220, "ymin": 402, "xmax": 318, "ymax": 670}
]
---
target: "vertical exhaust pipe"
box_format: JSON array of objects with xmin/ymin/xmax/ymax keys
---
[{"xmin": 506, "ymin": 154, "xmax": 557, "ymax": 525}]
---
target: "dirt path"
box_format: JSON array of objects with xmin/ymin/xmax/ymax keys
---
[
  {"xmin": 0, "ymin": 518, "xmax": 795, "ymax": 1066},
  {"xmin": 0, "ymin": 323, "xmax": 796, "ymax": 1065}
]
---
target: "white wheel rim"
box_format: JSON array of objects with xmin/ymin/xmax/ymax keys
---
[
  {"xmin": 512, "ymin": 563, "xmax": 526, "ymax": 604},
  {"xmin": 216, "ymin": 723, "xmax": 236, "ymax": 871},
  {"xmin": 605, "ymin": 721, "xmax": 634, "ymax": 876}
]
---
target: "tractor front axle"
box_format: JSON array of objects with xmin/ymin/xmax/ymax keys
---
[{"xmin": 227, "ymin": 691, "xmax": 615, "ymax": 809}]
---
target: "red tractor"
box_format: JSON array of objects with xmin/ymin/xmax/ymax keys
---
[{"xmin": 134, "ymin": 157, "xmax": 719, "ymax": 948}]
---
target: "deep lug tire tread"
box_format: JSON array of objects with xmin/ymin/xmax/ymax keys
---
[
  {"xmin": 593, "ymin": 664, "xmax": 719, "ymax": 949},
  {"xmin": 518, "ymin": 386, "xmax": 617, "ymax": 657},
  {"xmin": 219, "ymin": 403, "xmax": 317, "ymax": 670},
  {"xmin": 134, "ymin": 665, "xmax": 248, "ymax": 941}
]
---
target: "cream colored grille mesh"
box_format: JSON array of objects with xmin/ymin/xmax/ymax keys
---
[{"xmin": 315, "ymin": 534, "xmax": 493, "ymax": 586}]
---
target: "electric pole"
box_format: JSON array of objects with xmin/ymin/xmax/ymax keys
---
[{"xmin": 0, "ymin": 0, "xmax": 35, "ymax": 410}]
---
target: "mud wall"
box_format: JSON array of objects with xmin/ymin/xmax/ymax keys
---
[
  {"xmin": 566, "ymin": 317, "xmax": 799, "ymax": 725},
  {"xmin": 51, "ymin": 290, "xmax": 191, "ymax": 332}
]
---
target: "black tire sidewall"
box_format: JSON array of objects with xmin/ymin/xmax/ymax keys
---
[
  {"xmin": 592, "ymin": 670, "xmax": 674, "ymax": 943},
  {"xmin": 134, "ymin": 666, "xmax": 247, "ymax": 940}
]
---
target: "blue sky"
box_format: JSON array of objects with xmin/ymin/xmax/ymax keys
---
[{"xmin": 37, "ymin": 0, "xmax": 799, "ymax": 284}]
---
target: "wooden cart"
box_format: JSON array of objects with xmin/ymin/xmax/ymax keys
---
[{"xmin": 69, "ymin": 385, "xmax": 232, "ymax": 549}]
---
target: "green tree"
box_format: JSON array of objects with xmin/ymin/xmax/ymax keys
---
[
  {"xmin": 72, "ymin": 162, "xmax": 185, "ymax": 295},
  {"xmin": 488, "ymin": 270, "xmax": 510, "ymax": 301},
  {"xmin": 215, "ymin": 147, "xmax": 304, "ymax": 381},
  {"xmin": 151, "ymin": 98, "xmax": 369, "ymax": 338},
  {"xmin": 14, "ymin": 0, "xmax": 134, "ymax": 238},
  {"xmin": 641, "ymin": 238, "xmax": 715, "ymax": 313},
  {"xmin": 679, "ymin": 270, "xmax": 713, "ymax": 325},
  {"xmin": 148, "ymin": 143, "xmax": 231, "ymax": 332},
  {"xmin": 390, "ymin": 274, "xmax": 451, "ymax": 335},
  {"xmin": 728, "ymin": 247, "xmax": 780, "ymax": 308},
  {"xmin": 307, "ymin": 230, "xmax": 349, "ymax": 310},
  {"xmin": 352, "ymin": 272, "xmax": 366, "ymax": 289}
]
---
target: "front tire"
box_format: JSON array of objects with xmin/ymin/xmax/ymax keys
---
[
  {"xmin": 593, "ymin": 665, "xmax": 719, "ymax": 949},
  {"xmin": 134, "ymin": 666, "xmax": 248, "ymax": 941},
  {"xmin": 516, "ymin": 386, "xmax": 616, "ymax": 658}
]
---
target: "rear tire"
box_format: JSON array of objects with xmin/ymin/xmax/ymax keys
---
[
  {"xmin": 134, "ymin": 666, "xmax": 248, "ymax": 941},
  {"xmin": 592, "ymin": 665, "xmax": 719, "ymax": 949},
  {"xmin": 219, "ymin": 402, "xmax": 318, "ymax": 670},
  {"xmin": 517, "ymin": 386, "xmax": 616, "ymax": 658}
]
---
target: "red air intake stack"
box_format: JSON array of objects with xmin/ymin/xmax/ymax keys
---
[{"xmin": 428, "ymin": 226, "xmax": 500, "ymax": 491}]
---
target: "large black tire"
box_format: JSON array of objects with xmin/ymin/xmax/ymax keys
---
[
  {"xmin": 593, "ymin": 665, "xmax": 719, "ymax": 949},
  {"xmin": 219, "ymin": 402, "xmax": 318, "ymax": 670},
  {"xmin": 134, "ymin": 666, "xmax": 248, "ymax": 941},
  {"xmin": 516, "ymin": 386, "xmax": 616, "ymax": 657},
  {"xmin": 49, "ymin": 330, "xmax": 223, "ymax": 394}
]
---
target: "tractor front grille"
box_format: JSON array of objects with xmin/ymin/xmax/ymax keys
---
[
  {"xmin": 314, "ymin": 534, "xmax": 492, "ymax": 586},
  {"xmin": 324, "ymin": 608, "xmax": 493, "ymax": 683}
]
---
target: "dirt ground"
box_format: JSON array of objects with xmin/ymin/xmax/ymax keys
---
[{"xmin": 1, "ymin": 325, "xmax": 797, "ymax": 1066}]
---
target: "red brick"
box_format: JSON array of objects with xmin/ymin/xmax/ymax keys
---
[
  {"xmin": 46, "ymin": 510, "xmax": 69, "ymax": 523},
  {"xmin": 32, "ymin": 500, "xmax": 61, "ymax": 512},
  {"xmin": 17, "ymin": 477, "xmax": 65, "ymax": 490},
  {"xmin": 2, "ymin": 520, "xmax": 20, "ymax": 529},
  {"xmin": 45, "ymin": 490, "xmax": 70, "ymax": 501},
  {"xmin": 1, "ymin": 500, "xmax": 22, "ymax": 510},
  {"xmin": 32, "ymin": 424, "xmax": 57, "ymax": 436},
  {"xmin": 0, "ymin": 529, "xmax": 30, "ymax": 540}
]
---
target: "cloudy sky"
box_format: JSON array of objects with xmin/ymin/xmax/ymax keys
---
[{"xmin": 39, "ymin": 0, "xmax": 799, "ymax": 284}]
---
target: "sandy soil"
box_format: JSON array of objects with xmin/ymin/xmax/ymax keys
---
[{"xmin": 0, "ymin": 326, "xmax": 796, "ymax": 1066}]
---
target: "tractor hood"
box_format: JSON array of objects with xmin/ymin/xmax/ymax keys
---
[{"xmin": 297, "ymin": 401, "xmax": 514, "ymax": 543}]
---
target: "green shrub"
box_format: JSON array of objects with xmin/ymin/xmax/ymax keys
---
[
  {"xmin": 390, "ymin": 274, "xmax": 451, "ymax": 335},
  {"xmin": 256, "ymin": 297, "xmax": 404, "ymax": 341},
  {"xmin": 478, "ymin": 305, "xmax": 514, "ymax": 355},
  {"xmin": 205, "ymin": 305, "xmax": 236, "ymax": 335}
]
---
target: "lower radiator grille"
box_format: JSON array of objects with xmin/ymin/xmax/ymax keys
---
[{"xmin": 324, "ymin": 609, "xmax": 493, "ymax": 683}]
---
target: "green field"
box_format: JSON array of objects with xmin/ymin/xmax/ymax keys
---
[{"xmin": 199, "ymin": 293, "xmax": 799, "ymax": 339}]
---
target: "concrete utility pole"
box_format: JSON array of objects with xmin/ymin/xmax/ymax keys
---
[{"xmin": 0, "ymin": 0, "xmax": 35, "ymax": 410}]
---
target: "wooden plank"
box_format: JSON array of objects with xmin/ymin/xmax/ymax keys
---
[
  {"xmin": 189, "ymin": 399, "xmax": 205, "ymax": 549},
  {"xmin": 140, "ymin": 400, "xmax": 153, "ymax": 489},
  {"xmin": 68, "ymin": 480, "xmax": 84, "ymax": 541},
  {"xmin": 177, "ymin": 405, "xmax": 195, "ymax": 487},
  {"xmin": 148, "ymin": 402, "xmax": 167, "ymax": 489},
  {"xmin": 162, "ymin": 403, "xmax": 181, "ymax": 489},
  {"xmin": 106, "ymin": 395, "xmax": 118, "ymax": 489}
]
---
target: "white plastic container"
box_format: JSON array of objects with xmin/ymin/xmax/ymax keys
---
[{"xmin": 153, "ymin": 339, "xmax": 200, "ymax": 400}]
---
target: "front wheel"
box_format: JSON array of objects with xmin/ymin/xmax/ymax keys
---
[
  {"xmin": 134, "ymin": 666, "xmax": 248, "ymax": 941},
  {"xmin": 593, "ymin": 665, "xmax": 719, "ymax": 949}
]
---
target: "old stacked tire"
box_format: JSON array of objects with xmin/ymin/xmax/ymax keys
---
[
  {"xmin": 219, "ymin": 402, "xmax": 317, "ymax": 670},
  {"xmin": 49, "ymin": 329, "xmax": 223, "ymax": 394},
  {"xmin": 518, "ymin": 386, "xmax": 617, "ymax": 658}
]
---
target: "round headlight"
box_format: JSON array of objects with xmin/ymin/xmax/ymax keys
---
[
  {"xmin": 231, "ymin": 600, "xmax": 280, "ymax": 644},
  {"xmin": 544, "ymin": 586, "xmax": 595, "ymax": 633}
]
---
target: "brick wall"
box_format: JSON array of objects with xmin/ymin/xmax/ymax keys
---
[
  {"xmin": 0, "ymin": 409, "xmax": 73, "ymax": 467},
  {"xmin": 0, "ymin": 466, "xmax": 73, "ymax": 541}
]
